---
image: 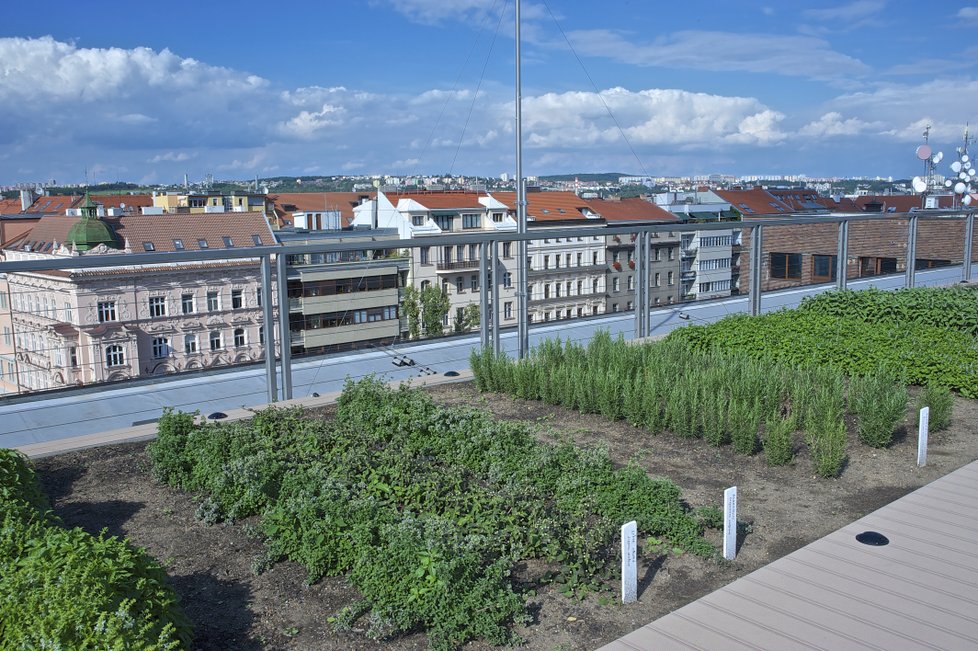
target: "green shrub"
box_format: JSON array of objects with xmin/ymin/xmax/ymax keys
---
[
  {"xmin": 917, "ymin": 383, "xmax": 954, "ymax": 432},
  {"xmin": 147, "ymin": 409, "xmax": 199, "ymax": 488},
  {"xmin": 809, "ymin": 417, "xmax": 847, "ymax": 478},
  {"xmin": 850, "ymin": 373, "xmax": 908, "ymax": 448},
  {"xmin": 763, "ymin": 414, "xmax": 796, "ymax": 466},
  {"xmin": 0, "ymin": 449, "xmax": 190, "ymax": 650}
]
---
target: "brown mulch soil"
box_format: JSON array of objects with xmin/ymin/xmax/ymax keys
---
[{"xmin": 33, "ymin": 382, "xmax": 978, "ymax": 651}]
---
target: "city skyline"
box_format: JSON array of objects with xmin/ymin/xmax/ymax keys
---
[{"xmin": 2, "ymin": 0, "xmax": 977, "ymax": 185}]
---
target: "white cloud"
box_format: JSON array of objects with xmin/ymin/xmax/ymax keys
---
[
  {"xmin": 148, "ymin": 151, "xmax": 195, "ymax": 163},
  {"xmin": 956, "ymin": 6, "xmax": 978, "ymax": 24},
  {"xmin": 277, "ymin": 104, "xmax": 346, "ymax": 139},
  {"xmin": 799, "ymin": 112, "xmax": 885, "ymax": 137},
  {"xmin": 566, "ymin": 29, "xmax": 870, "ymax": 80},
  {"xmin": 803, "ymin": 1, "xmax": 886, "ymax": 22},
  {"xmin": 518, "ymin": 87, "xmax": 786, "ymax": 149}
]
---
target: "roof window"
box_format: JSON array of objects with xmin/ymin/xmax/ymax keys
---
[
  {"xmin": 222, "ymin": 236, "xmax": 234, "ymax": 248},
  {"xmin": 173, "ymin": 239, "xmax": 185, "ymax": 250},
  {"xmin": 251, "ymin": 234, "xmax": 262, "ymax": 246},
  {"xmin": 198, "ymin": 239, "xmax": 209, "ymax": 249},
  {"xmin": 142, "ymin": 241, "xmax": 155, "ymax": 251}
]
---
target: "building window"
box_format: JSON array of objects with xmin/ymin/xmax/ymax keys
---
[
  {"xmin": 69, "ymin": 347, "xmax": 78, "ymax": 367},
  {"xmin": 555, "ymin": 284, "xmax": 561, "ymax": 297},
  {"xmin": 812, "ymin": 254, "xmax": 837, "ymax": 282},
  {"xmin": 207, "ymin": 291, "xmax": 220, "ymax": 312},
  {"xmin": 592, "ymin": 251, "xmax": 599, "ymax": 265},
  {"xmin": 64, "ymin": 302, "xmax": 72, "ymax": 322},
  {"xmin": 612, "ymin": 277, "xmax": 620, "ymax": 292},
  {"xmin": 462, "ymin": 213, "xmax": 480, "ymax": 229},
  {"xmin": 576, "ymin": 280, "xmax": 583, "ymax": 295},
  {"xmin": 503, "ymin": 242, "xmax": 512, "ymax": 258},
  {"xmin": 503, "ymin": 272, "xmax": 512, "ymax": 288},
  {"xmin": 222, "ymin": 236, "xmax": 234, "ymax": 248},
  {"xmin": 234, "ymin": 328, "xmax": 246, "ymax": 347},
  {"xmin": 627, "ymin": 276, "xmax": 634, "ymax": 291},
  {"xmin": 420, "ymin": 247, "xmax": 430, "ymax": 264},
  {"xmin": 612, "ymin": 303, "xmax": 619, "ymax": 313},
  {"xmin": 97, "ymin": 301, "xmax": 117, "ymax": 323},
  {"xmin": 543, "ymin": 255, "xmax": 550, "ymax": 270},
  {"xmin": 592, "ymin": 278, "xmax": 599, "ymax": 294},
  {"xmin": 412, "ymin": 215, "xmax": 425, "ymax": 226},
  {"xmin": 105, "ymin": 345, "xmax": 125, "ymax": 367},
  {"xmin": 209, "ymin": 331, "xmax": 222, "ymax": 351},
  {"xmin": 668, "ymin": 248, "xmax": 675, "ymax": 261},
  {"xmin": 256, "ymin": 288, "xmax": 263, "ymax": 308},
  {"xmin": 0, "ymin": 292, "xmax": 5, "ymax": 309},
  {"xmin": 258, "ymin": 326, "xmax": 264, "ymax": 345},
  {"xmin": 455, "ymin": 277, "xmax": 463, "ymax": 293},
  {"xmin": 149, "ymin": 296, "xmax": 167, "ymax": 318},
  {"xmin": 231, "ymin": 289, "xmax": 244, "ymax": 309},
  {"xmin": 770, "ymin": 252, "xmax": 802, "ymax": 279},
  {"xmin": 668, "ymin": 271, "xmax": 675, "ymax": 285},
  {"xmin": 152, "ymin": 337, "xmax": 171, "ymax": 359},
  {"xmin": 421, "ymin": 280, "xmax": 431, "ymax": 291},
  {"xmin": 182, "ymin": 294, "xmax": 195, "ymax": 314},
  {"xmin": 504, "ymin": 302, "xmax": 513, "ymax": 319},
  {"xmin": 544, "ymin": 284, "xmax": 551, "ymax": 299},
  {"xmin": 655, "ymin": 272, "xmax": 661, "ymax": 286},
  {"xmin": 576, "ymin": 252, "xmax": 583, "ymax": 267},
  {"xmin": 626, "ymin": 301, "xmax": 633, "ymax": 311},
  {"xmin": 184, "ymin": 334, "xmax": 198, "ymax": 354}
]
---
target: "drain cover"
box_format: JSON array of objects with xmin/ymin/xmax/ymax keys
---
[
  {"xmin": 444, "ymin": 371, "xmax": 460, "ymax": 377},
  {"xmin": 207, "ymin": 412, "xmax": 228, "ymax": 420},
  {"xmin": 856, "ymin": 531, "xmax": 889, "ymax": 546}
]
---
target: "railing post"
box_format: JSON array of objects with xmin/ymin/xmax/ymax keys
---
[
  {"xmin": 275, "ymin": 252, "xmax": 292, "ymax": 401},
  {"xmin": 964, "ymin": 213, "xmax": 974, "ymax": 283},
  {"xmin": 633, "ymin": 231, "xmax": 644, "ymax": 339},
  {"xmin": 491, "ymin": 240, "xmax": 501, "ymax": 354},
  {"xmin": 641, "ymin": 231, "xmax": 651, "ymax": 338},
  {"xmin": 260, "ymin": 254, "xmax": 278, "ymax": 403},
  {"xmin": 836, "ymin": 219, "xmax": 849, "ymax": 291},
  {"xmin": 479, "ymin": 241, "xmax": 490, "ymax": 349},
  {"xmin": 905, "ymin": 214, "xmax": 918, "ymax": 288},
  {"xmin": 749, "ymin": 224, "xmax": 763, "ymax": 316}
]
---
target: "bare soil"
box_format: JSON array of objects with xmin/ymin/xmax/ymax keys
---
[{"xmin": 33, "ymin": 382, "xmax": 978, "ymax": 651}]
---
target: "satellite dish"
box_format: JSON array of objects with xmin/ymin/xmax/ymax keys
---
[
  {"xmin": 934, "ymin": 152, "xmax": 944, "ymax": 163},
  {"xmin": 963, "ymin": 155, "xmax": 971, "ymax": 163},
  {"xmin": 970, "ymin": 169, "xmax": 977, "ymax": 177},
  {"xmin": 965, "ymin": 161, "xmax": 973, "ymax": 170},
  {"xmin": 912, "ymin": 176, "xmax": 928, "ymax": 192},
  {"xmin": 954, "ymin": 181, "xmax": 967, "ymax": 194},
  {"xmin": 916, "ymin": 144, "xmax": 933, "ymax": 160},
  {"xmin": 946, "ymin": 180, "xmax": 954, "ymax": 187},
  {"xmin": 965, "ymin": 194, "xmax": 974, "ymax": 206},
  {"xmin": 961, "ymin": 172, "xmax": 970, "ymax": 180},
  {"xmin": 951, "ymin": 161, "xmax": 963, "ymax": 173}
]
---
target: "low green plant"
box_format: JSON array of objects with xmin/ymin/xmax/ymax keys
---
[
  {"xmin": 850, "ymin": 372, "xmax": 908, "ymax": 448},
  {"xmin": 763, "ymin": 413, "xmax": 796, "ymax": 466},
  {"xmin": 917, "ymin": 383, "xmax": 954, "ymax": 432}
]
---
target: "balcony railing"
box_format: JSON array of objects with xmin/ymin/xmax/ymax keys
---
[{"xmin": 436, "ymin": 259, "xmax": 481, "ymax": 271}]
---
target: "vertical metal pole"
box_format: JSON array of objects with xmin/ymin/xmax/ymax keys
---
[
  {"xmin": 275, "ymin": 252, "xmax": 293, "ymax": 401},
  {"xmin": 260, "ymin": 255, "xmax": 278, "ymax": 403},
  {"xmin": 905, "ymin": 215, "xmax": 918, "ymax": 288},
  {"xmin": 479, "ymin": 240, "xmax": 490, "ymax": 349},
  {"xmin": 963, "ymin": 213, "xmax": 974, "ymax": 283},
  {"xmin": 643, "ymin": 231, "xmax": 652, "ymax": 336},
  {"xmin": 633, "ymin": 231, "xmax": 644, "ymax": 339},
  {"xmin": 515, "ymin": 0, "xmax": 529, "ymax": 359},
  {"xmin": 836, "ymin": 219, "xmax": 849, "ymax": 291},
  {"xmin": 749, "ymin": 225, "xmax": 763, "ymax": 316},
  {"xmin": 491, "ymin": 240, "xmax": 501, "ymax": 354}
]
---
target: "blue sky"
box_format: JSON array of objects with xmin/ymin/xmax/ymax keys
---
[{"xmin": 1, "ymin": 0, "xmax": 977, "ymax": 185}]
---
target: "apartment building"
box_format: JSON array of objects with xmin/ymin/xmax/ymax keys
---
[
  {"xmin": 494, "ymin": 191, "xmax": 607, "ymax": 322},
  {"xmin": 278, "ymin": 226, "xmax": 409, "ymax": 355},
  {"xmin": 585, "ymin": 197, "xmax": 681, "ymax": 312},
  {"xmin": 350, "ymin": 190, "xmax": 520, "ymax": 333},
  {"xmin": 0, "ymin": 196, "xmax": 277, "ymax": 395}
]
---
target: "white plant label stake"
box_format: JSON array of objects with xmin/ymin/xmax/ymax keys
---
[
  {"xmin": 621, "ymin": 520, "xmax": 637, "ymax": 604},
  {"xmin": 723, "ymin": 486, "xmax": 737, "ymax": 561},
  {"xmin": 918, "ymin": 406, "xmax": 930, "ymax": 467}
]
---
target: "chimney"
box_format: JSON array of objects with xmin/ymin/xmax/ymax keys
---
[{"xmin": 20, "ymin": 189, "xmax": 35, "ymax": 211}]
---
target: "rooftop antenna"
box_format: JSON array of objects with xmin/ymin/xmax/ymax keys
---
[
  {"xmin": 912, "ymin": 124, "xmax": 940, "ymax": 204},
  {"xmin": 946, "ymin": 123, "xmax": 976, "ymax": 207}
]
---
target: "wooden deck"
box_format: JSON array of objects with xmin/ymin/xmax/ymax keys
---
[{"xmin": 600, "ymin": 460, "xmax": 978, "ymax": 651}]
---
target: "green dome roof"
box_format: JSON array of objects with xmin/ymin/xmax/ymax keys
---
[{"xmin": 67, "ymin": 194, "xmax": 118, "ymax": 251}]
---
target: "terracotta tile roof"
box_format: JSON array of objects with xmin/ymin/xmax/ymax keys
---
[
  {"xmin": 713, "ymin": 188, "xmax": 792, "ymax": 216},
  {"xmin": 8, "ymin": 211, "xmax": 277, "ymax": 254},
  {"xmin": 583, "ymin": 197, "xmax": 678, "ymax": 223},
  {"xmin": 25, "ymin": 195, "xmax": 82, "ymax": 213},
  {"xmin": 0, "ymin": 198, "xmax": 23, "ymax": 214},
  {"xmin": 492, "ymin": 191, "xmax": 600, "ymax": 222},
  {"xmin": 268, "ymin": 192, "xmax": 373, "ymax": 228},
  {"xmin": 813, "ymin": 195, "xmax": 862, "ymax": 212},
  {"xmin": 852, "ymin": 194, "xmax": 955, "ymax": 212},
  {"xmin": 89, "ymin": 194, "xmax": 154, "ymax": 211},
  {"xmin": 392, "ymin": 191, "xmax": 487, "ymax": 210},
  {"xmin": 768, "ymin": 189, "xmax": 828, "ymax": 212}
]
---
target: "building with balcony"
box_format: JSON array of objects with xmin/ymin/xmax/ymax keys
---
[
  {"xmin": 587, "ymin": 197, "xmax": 681, "ymax": 312},
  {"xmin": 279, "ymin": 226, "xmax": 409, "ymax": 356},
  {"xmin": 0, "ymin": 197, "xmax": 277, "ymax": 395}
]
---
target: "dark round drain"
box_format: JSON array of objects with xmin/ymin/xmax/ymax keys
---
[
  {"xmin": 856, "ymin": 531, "xmax": 889, "ymax": 546},
  {"xmin": 311, "ymin": 392, "xmax": 320, "ymax": 398},
  {"xmin": 207, "ymin": 411, "xmax": 228, "ymax": 420},
  {"xmin": 444, "ymin": 370, "xmax": 460, "ymax": 377}
]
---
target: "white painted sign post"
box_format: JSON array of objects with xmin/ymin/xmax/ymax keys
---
[
  {"xmin": 723, "ymin": 486, "xmax": 738, "ymax": 561},
  {"xmin": 621, "ymin": 520, "xmax": 637, "ymax": 604},
  {"xmin": 918, "ymin": 406, "xmax": 930, "ymax": 467}
]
